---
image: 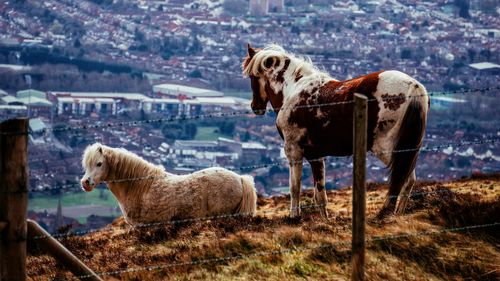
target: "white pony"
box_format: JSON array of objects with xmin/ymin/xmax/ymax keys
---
[{"xmin": 80, "ymin": 143, "xmax": 257, "ymax": 225}]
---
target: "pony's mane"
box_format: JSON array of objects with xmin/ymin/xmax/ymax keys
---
[
  {"xmin": 83, "ymin": 143, "xmax": 165, "ymax": 183},
  {"xmin": 242, "ymin": 44, "xmax": 332, "ymax": 84}
]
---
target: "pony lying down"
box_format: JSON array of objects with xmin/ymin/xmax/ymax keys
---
[{"xmin": 80, "ymin": 143, "xmax": 257, "ymax": 226}]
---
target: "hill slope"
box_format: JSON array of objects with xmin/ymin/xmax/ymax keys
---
[{"xmin": 27, "ymin": 175, "xmax": 500, "ymax": 280}]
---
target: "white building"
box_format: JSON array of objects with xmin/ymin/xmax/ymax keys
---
[{"xmin": 153, "ymin": 84, "xmax": 224, "ymax": 98}]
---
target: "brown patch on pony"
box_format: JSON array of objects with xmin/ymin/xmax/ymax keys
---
[
  {"xmin": 377, "ymin": 119, "xmax": 395, "ymax": 132},
  {"xmin": 250, "ymin": 75, "xmax": 267, "ymax": 114},
  {"xmin": 381, "ymin": 93, "xmax": 406, "ymax": 111},
  {"xmin": 276, "ymin": 59, "xmax": 290, "ymax": 83},
  {"xmin": 285, "ymin": 71, "xmax": 383, "ymax": 158},
  {"xmin": 295, "ymin": 70, "xmax": 303, "ymax": 82},
  {"xmin": 264, "ymin": 57, "xmax": 274, "ymax": 69}
]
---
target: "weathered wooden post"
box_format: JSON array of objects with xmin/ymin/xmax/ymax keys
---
[
  {"xmin": 0, "ymin": 118, "xmax": 28, "ymax": 281},
  {"xmin": 352, "ymin": 94, "xmax": 367, "ymax": 281},
  {"xmin": 27, "ymin": 220, "xmax": 103, "ymax": 281}
]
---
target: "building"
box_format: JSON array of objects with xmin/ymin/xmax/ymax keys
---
[
  {"xmin": 153, "ymin": 84, "xmax": 224, "ymax": 99},
  {"xmin": 16, "ymin": 89, "xmax": 52, "ymax": 117},
  {"xmin": 165, "ymin": 137, "xmax": 269, "ymax": 168},
  {"xmin": 249, "ymin": 0, "xmax": 269, "ymax": 16},
  {"xmin": 469, "ymin": 62, "xmax": 500, "ymax": 75},
  {"xmin": 49, "ymin": 91, "xmax": 151, "ymax": 116}
]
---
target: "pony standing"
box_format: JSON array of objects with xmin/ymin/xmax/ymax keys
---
[
  {"xmin": 243, "ymin": 44, "xmax": 429, "ymax": 218},
  {"xmin": 81, "ymin": 143, "xmax": 257, "ymax": 225}
]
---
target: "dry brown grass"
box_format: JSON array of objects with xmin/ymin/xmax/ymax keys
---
[{"xmin": 27, "ymin": 175, "xmax": 500, "ymax": 280}]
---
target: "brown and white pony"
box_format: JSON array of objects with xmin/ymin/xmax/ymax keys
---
[
  {"xmin": 242, "ymin": 44, "xmax": 429, "ymax": 218},
  {"xmin": 81, "ymin": 143, "xmax": 257, "ymax": 225}
]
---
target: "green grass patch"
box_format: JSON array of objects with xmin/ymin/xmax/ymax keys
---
[
  {"xmin": 194, "ymin": 126, "xmax": 231, "ymax": 141},
  {"xmin": 29, "ymin": 188, "xmax": 118, "ymax": 210},
  {"xmin": 74, "ymin": 216, "xmax": 88, "ymax": 224},
  {"xmin": 223, "ymin": 91, "xmax": 251, "ymax": 99}
]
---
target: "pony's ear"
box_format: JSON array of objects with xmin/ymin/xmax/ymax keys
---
[
  {"xmin": 97, "ymin": 146, "xmax": 103, "ymax": 154},
  {"xmin": 247, "ymin": 43, "xmax": 256, "ymax": 58}
]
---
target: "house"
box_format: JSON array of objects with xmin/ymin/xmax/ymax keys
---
[{"xmin": 15, "ymin": 89, "xmax": 52, "ymax": 117}]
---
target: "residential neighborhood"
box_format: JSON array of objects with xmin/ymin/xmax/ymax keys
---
[{"xmin": 0, "ymin": 0, "xmax": 498, "ymax": 232}]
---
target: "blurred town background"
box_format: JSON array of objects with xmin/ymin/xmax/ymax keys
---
[{"xmin": 0, "ymin": 0, "xmax": 498, "ymax": 233}]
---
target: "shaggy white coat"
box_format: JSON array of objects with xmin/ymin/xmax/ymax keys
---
[{"xmin": 81, "ymin": 143, "xmax": 257, "ymax": 225}]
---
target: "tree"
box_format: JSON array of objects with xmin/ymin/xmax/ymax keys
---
[
  {"xmin": 161, "ymin": 123, "xmax": 197, "ymax": 141},
  {"xmin": 134, "ymin": 28, "xmax": 145, "ymax": 42},
  {"xmin": 188, "ymin": 70, "xmax": 202, "ymax": 78},
  {"xmin": 219, "ymin": 121, "xmax": 235, "ymax": 135},
  {"xmin": 73, "ymin": 38, "xmax": 81, "ymax": 48},
  {"xmin": 455, "ymin": 0, "xmax": 470, "ymax": 18}
]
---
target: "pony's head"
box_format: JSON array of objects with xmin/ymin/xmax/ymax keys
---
[
  {"xmin": 242, "ymin": 44, "xmax": 292, "ymax": 115},
  {"xmin": 242, "ymin": 44, "xmax": 332, "ymax": 115},
  {"xmin": 81, "ymin": 143, "xmax": 109, "ymax": 192}
]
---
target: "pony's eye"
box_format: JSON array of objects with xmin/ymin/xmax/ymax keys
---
[{"xmin": 97, "ymin": 162, "xmax": 102, "ymax": 167}]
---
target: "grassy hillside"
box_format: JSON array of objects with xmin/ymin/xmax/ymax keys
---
[{"xmin": 27, "ymin": 175, "xmax": 499, "ymax": 280}]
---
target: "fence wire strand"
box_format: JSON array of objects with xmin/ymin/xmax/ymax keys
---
[
  {"xmin": 28, "ymin": 184, "xmax": 493, "ymax": 241},
  {"xmin": 28, "ymin": 137, "xmax": 499, "ymax": 192},
  {"xmin": 71, "ymin": 221, "xmax": 499, "ymax": 279},
  {"xmin": 2, "ymin": 85, "xmax": 499, "ymax": 136}
]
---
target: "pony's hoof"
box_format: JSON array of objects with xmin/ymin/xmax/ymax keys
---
[
  {"xmin": 290, "ymin": 207, "xmax": 301, "ymax": 218},
  {"xmin": 285, "ymin": 215, "xmax": 302, "ymax": 225},
  {"xmin": 319, "ymin": 209, "xmax": 329, "ymax": 219},
  {"xmin": 376, "ymin": 207, "xmax": 394, "ymax": 221}
]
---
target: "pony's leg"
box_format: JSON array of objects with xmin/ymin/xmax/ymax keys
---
[
  {"xmin": 395, "ymin": 170, "xmax": 416, "ymax": 214},
  {"xmin": 285, "ymin": 140, "xmax": 304, "ymax": 218},
  {"xmin": 373, "ymin": 150, "xmax": 397, "ymax": 218},
  {"xmin": 381, "ymin": 182, "xmax": 399, "ymax": 217},
  {"xmin": 289, "ymin": 160, "xmax": 303, "ymax": 217},
  {"xmin": 310, "ymin": 158, "xmax": 328, "ymax": 218}
]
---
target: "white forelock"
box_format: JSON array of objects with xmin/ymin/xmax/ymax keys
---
[{"xmin": 243, "ymin": 44, "xmax": 331, "ymax": 82}]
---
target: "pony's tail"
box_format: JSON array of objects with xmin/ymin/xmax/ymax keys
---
[
  {"xmin": 237, "ymin": 175, "xmax": 257, "ymax": 216},
  {"xmin": 387, "ymin": 83, "xmax": 428, "ymax": 207}
]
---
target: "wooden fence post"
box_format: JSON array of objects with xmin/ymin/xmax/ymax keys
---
[
  {"xmin": 0, "ymin": 118, "xmax": 28, "ymax": 281},
  {"xmin": 27, "ymin": 220, "xmax": 103, "ymax": 281},
  {"xmin": 352, "ymin": 94, "xmax": 367, "ymax": 281}
]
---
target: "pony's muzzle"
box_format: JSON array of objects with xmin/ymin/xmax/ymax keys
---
[
  {"xmin": 251, "ymin": 107, "xmax": 266, "ymax": 115},
  {"xmin": 81, "ymin": 177, "xmax": 94, "ymax": 192},
  {"xmin": 250, "ymin": 101, "xmax": 267, "ymax": 115}
]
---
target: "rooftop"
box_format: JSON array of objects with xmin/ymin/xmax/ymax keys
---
[
  {"xmin": 173, "ymin": 140, "xmax": 219, "ymax": 148},
  {"xmin": 29, "ymin": 118, "xmax": 46, "ymax": 132},
  {"xmin": 17, "ymin": 96, "xmax": 52, "ymax": 107},
  {"xmin": 469, "ymin": 62, "xmax": 500, "ymax": 70},
  {"xmin": 17, "ymin": 89, "xmax": 46, "ymax": 99},
  {"xmin": 195, "ymin": 97, "xmax": 237, "ymax": 105},
  {"xmin": 50, "ymin": 91, "xmax": 152, "ymax": 102},
  {"xmin": 153, "ymin": 84, "xmax": 224, "ymax": 98},
  {"xmin": 1, "ymin": 95, "xmax": 22, "ymax": 104}
]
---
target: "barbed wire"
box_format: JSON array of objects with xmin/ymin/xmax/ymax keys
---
[
  {"xmin": 376, "ymin": 138, "xmax": 500, "ymax": 155},
  {"xmin": 28, "ymin": 184, "xmax": 492, "ymax": 241},
  {"xmin": 258, "ymin": 85, "xmax": 499, "ymax": 114},
  {"xmin": 29, "ymin": 202, "xmax": 331, "ymax": 240},
  {"xmin": 72, "ymin": 221, "xmax": 499, "ymax": 279},
  {"xmin": 27, "ymin": 137, "xmax": 499, "ymax": 192},
  {"xmin": 2, "ymin": 85, "xmax": 499, "ymax": 136}
]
